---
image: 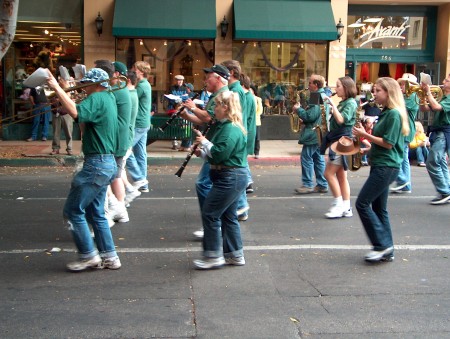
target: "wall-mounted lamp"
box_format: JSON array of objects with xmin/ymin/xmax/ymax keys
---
[
  {"xmin": 95, "ymin": 12, "xmax": 104, "ymax": 37},
  {"xmin": 220, "ymin": 16, "xmax": 229, "ymax": 39},
  {"xmin": 336, "ymin": 18, "xmax": 344, "ymax": 42}
]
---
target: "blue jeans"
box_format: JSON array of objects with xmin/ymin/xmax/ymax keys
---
[
  {"xmin": 409, "ymin": 146, "xmax": 429, "ymax": 163},
  {"xmin": 202, "ymin": 167, "xmax": 247, "ymax": 258},
  {"xmin": 426, "ymin": 131, "xmax": 450, "ymax": 195},
  {"xmin": 196, "ymin": 162, "xmax": 212, "ymax": 211},
  {"xmin": 356, "ymin": 166, "xmax": 399, "ymax": 251},
  {"xmin": 236, "ymin": 165, "xmax": 252, "ymax": 213},
  {"xmin": 30, "ymin": 104, "xmax": 50, "ymax": 140},
  {"xmin": 300, "ymin": 144, "xmax": 327, "ymax": 188},
  {"xmin": 63, "ymin": 154, "xmax": 118, "ymax": 259},
  {"xmin": 395, "ymin": 143, "xmax": 411, "ymax": 190},
  {"xmin": 126, "ymin": 127, "xmax": 149, "ymax": 187}
]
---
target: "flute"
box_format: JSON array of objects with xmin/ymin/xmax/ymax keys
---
[
  {"xmin": 158, "ymin": 88, "xmax": 204, "ymax": 132},
  {"xmin": 174, "ymin": 119, "xmax": 214, "ymax": 178}
]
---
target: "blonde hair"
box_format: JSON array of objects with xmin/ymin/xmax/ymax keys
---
[
  {"xmin": 375, "ymin": 77, "xmax": 410, "ymax": 136},
  {"xmin": 415, "ymin": 121, "xmax": 424, "ymax": 134},
  {"xmin": 215, "ymin": 91, "xmax": 247, "ymax": 134},
  {"xmin": 134, "ymin": 61, "xmax": 151, "ymax": 77}
]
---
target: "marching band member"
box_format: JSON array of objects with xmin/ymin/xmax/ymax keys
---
[
  {"xmin": 192, "ymin": 90, "xmax": 248, "ymax": 270},
  {"xmin": 420, "ymin": 74, "xmax": 450, "ymax": 205},
  {"xmin": 353, "ymin": 77, "xmax": 409, "ymax": 262},
  {"xmin": 294, "ymin": 74, "xmax": 328, "ymax": 195},
  {"xmin": 322, "ymin": 76, "xmax": 357, "ymax": 218},
  {"xmin": 46, "ymin": 68, "xmax": 121, "ymax": 271}
]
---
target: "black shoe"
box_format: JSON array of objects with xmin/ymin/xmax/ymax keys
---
[
  {"xmin": 430, "ymin": 194, "xmax": 450, "ymax": 205},
  {"xmin": 246, "ymin": 184, "xmax": 254, "ymax": 194}
]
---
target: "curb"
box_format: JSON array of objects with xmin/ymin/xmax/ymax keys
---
[{"xmin": 0, "ymin": 156, "xmax": 299, "ymax": 167}]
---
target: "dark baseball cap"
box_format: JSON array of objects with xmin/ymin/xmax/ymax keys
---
[
  {"xmin": 203, "ymin": 64, "xmax": 230, "ymax": 80},
  {"xmin": 113, "ymin": 61, "xmax": 127, "ymax": 76}
]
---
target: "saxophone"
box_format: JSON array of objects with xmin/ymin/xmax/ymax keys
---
[
  {"xmin": 314, "ymin": 103, "xmax": 327, "ymax": 145},
  {"xmin": 346, "ymin": 103, "xmax": 364, "ymax": 171},
  {"xmin": 289, "ymin": 90, "xmax": 306, "ymax": 133}
]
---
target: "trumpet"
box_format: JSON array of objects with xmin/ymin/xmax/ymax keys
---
[{"xmin": 405, "ymin": 80, "xmax": 443, "ymax": 106}]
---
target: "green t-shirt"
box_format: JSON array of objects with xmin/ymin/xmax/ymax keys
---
[
  {"xmin": 135, "ymin": 78, "xmax": 151, "ymax": 128},
  {"xmin": 228, "ymin": 81, "xmax": 247, "ymax": 120},
  {"xmin": 329, "ymin": 98, "xmax": 357, "ymax": 131},
  {"xmin": 369, "ymin": 107, "xmax": 404, "ymax": 168},
  {"xmin": 404, "ymin": 93, "xmax": 419, "ymax": 143},
  {"xmin": 112, "ymin": 84, "xmax": 131, "ymax": 156},
  {"xmin": 431, "ymin": 94, "xmax": 450, "ymax": 127},
  {"xmin": 208, "ymin": 120, "xmax": 247, "ymax": 168},
  {"xmin": 204, "ymin": 86, "xmax": 229, "ymax": 139},
  {"xmin": 128, "ymin": 88, "xmax": 139, "ymax": 146},
  {"xmin": 245, "ymin": 91, "xmax": 256, "ymax": 154},
  {"xmin": 77, "ymin": 91, "xmax": 118, "ymax": 155}
]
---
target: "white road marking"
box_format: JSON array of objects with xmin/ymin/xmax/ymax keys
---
[{"xmin": 1, "ymin": 244, "xmax": 449, "ymax": 254}]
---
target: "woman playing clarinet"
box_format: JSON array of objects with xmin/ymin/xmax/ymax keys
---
[{"xmin": 192, "ymin": 90, "xmax": 248, "ymax": 270}]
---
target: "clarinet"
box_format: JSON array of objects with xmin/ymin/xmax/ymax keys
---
[
  {"xmin": 158, "ymin": 89, "xmax": 203, "ymax": 132},
  {"xmin": 174, "ymin": 119, "xmax": 214, "ymax": 178}
]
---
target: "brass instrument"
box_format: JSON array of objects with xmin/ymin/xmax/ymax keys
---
[
  {"xmin": 345, "ymin": 103, "xmax": 364, "ymax": 171},
  {"xmin": 314, "ymin": 103, "xmax": 327, "ymax": 145},
  {"xmin": 45, "ymin": 75, "xmax": 128, "ymax": 99},
  {"xmin": 1, "ymin": 76, "xmax": 128, "ymax": 128},
  {"xmin": 405, "ymin": 80, "xmax": 443, "ymax": 106},
  {"xmin": 289, "ymin": 90, "xmax": 305, "ymax": 133}
]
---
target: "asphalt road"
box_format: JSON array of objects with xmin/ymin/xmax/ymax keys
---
[{"xmin": 0, "ymin": 164, "xmax": 449, "ymax": 338}]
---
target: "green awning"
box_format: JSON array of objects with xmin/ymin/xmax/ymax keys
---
[
  {"xmin": 113, "ymin": 0, "xmax": 216, "ymax": 39},
  {"xmin": 234, "ymin": 0, "xmax": 338, "ymax": 41}
]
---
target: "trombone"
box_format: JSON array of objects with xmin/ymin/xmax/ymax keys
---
[
  {"xmin": 45, "ymin": 75, "xmax": 128, "ymax": 99},
  {"xmin": 1, "ymin": 76, "xmax": 128, "ymax": 127}
]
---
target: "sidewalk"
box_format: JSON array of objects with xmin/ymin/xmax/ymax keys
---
[{"xmin": 0, "ymin": 139, "xmax": 301, "ymax": 166}]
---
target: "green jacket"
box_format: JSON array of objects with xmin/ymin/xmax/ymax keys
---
[{"xmin": 296, "ymin": 89, "xmax": 329, "ymax": 145}]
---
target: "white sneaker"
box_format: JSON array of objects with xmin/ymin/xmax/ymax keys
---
[
  {"xmin": 104, "ymin": 205, "xmax": 116, "ymax": 228},
  {"xmin": 193, "ymin": 257, "xmax": 225, "ymax": 270},
  {"xmin": 237, "ymin": 206, "xmax": 249, "ymax": 216},
  {"xmin": 132, "ymin": 179, "xmax": 149, "ymax": 190},
  {"xmin": 364, "ymin": 247, "xmax": 394, "ymax": 262},
  {"xmin": 109, "ymin": 202, "xmax": 129, "ymax": 223},
  {"xmin": 125, "ymin": 188, "xmax": 141, "ymax": 205},
  {"xmin": 66, "ymin": 255, "xmax": 102, "ymax": 272},
  {"xmin": 96, "ymin": 256, "xmax": 122, "ymax": 270},
  {"xmin": 225, "ymin": 256, "xmax": 246, "ymax": 266},
  {"xmin": 325, "ymin": 203, "xmax": 345, "ymax": 219},
  {"xmin": 342, "ymin": 207, "xmax": 353, "ymax": 218},
  {"xmin": 193, "ymin": 229, "xmax": 204, "ymax": 239}
]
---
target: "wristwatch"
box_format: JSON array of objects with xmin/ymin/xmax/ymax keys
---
[{"xmin": 191, "ymin": 106, "xmax": 196, "ymax": 111}]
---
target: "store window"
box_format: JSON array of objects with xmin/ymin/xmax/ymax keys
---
[
  {"xmin": 116, "ymin": 39, "xmax": 214, "ymax": 114},
  {"xmin": 2, "ymin": 0, "xmax": 82, "ymax": 120},
  {"xmin": 346, "ymin": 15, "xmax": 427, "ymax": 50},
  {"xmin": 233, "ymin": 41, "xmax": 328, "ymax": 114}
]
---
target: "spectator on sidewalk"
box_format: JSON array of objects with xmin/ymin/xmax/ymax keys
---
[
  {"xmin": 50, "ymin": 77, "xmax": 74, "ymax": 155},
  {"xmin": 26, "ymin": 86, "xmax": 50, "ymax": 142},
  {"xmin": 409, "ymin": 121, "xmax": 429, "ymax": 167}
]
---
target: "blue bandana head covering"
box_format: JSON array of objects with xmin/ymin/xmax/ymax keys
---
[{"xmin": 81, "ymin": 68, "xmax": 110, "ymax": 88}]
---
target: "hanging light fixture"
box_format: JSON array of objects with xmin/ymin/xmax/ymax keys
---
[
  {"xmin": 220, "ymin": 16, "xmax": 229, "ymax": 39},
  {"xmin": 95, "ymin": 12, "xmax": 104, "ymax": 37},
  {"xmin": 336, "ymin": 18, "xmax": 345, "ymax": 42}
]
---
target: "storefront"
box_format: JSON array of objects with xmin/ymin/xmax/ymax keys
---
[
  {"xmin": 345, "ymin": 5, "xmax": 438, "ymax": 129},
  {"xmin": 112, "ymin": 0, "xmax": 216, "ymax": 114},
  {"xmin": 1, "ymin": 0, "xmax": 83, "ymax": 139}
]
